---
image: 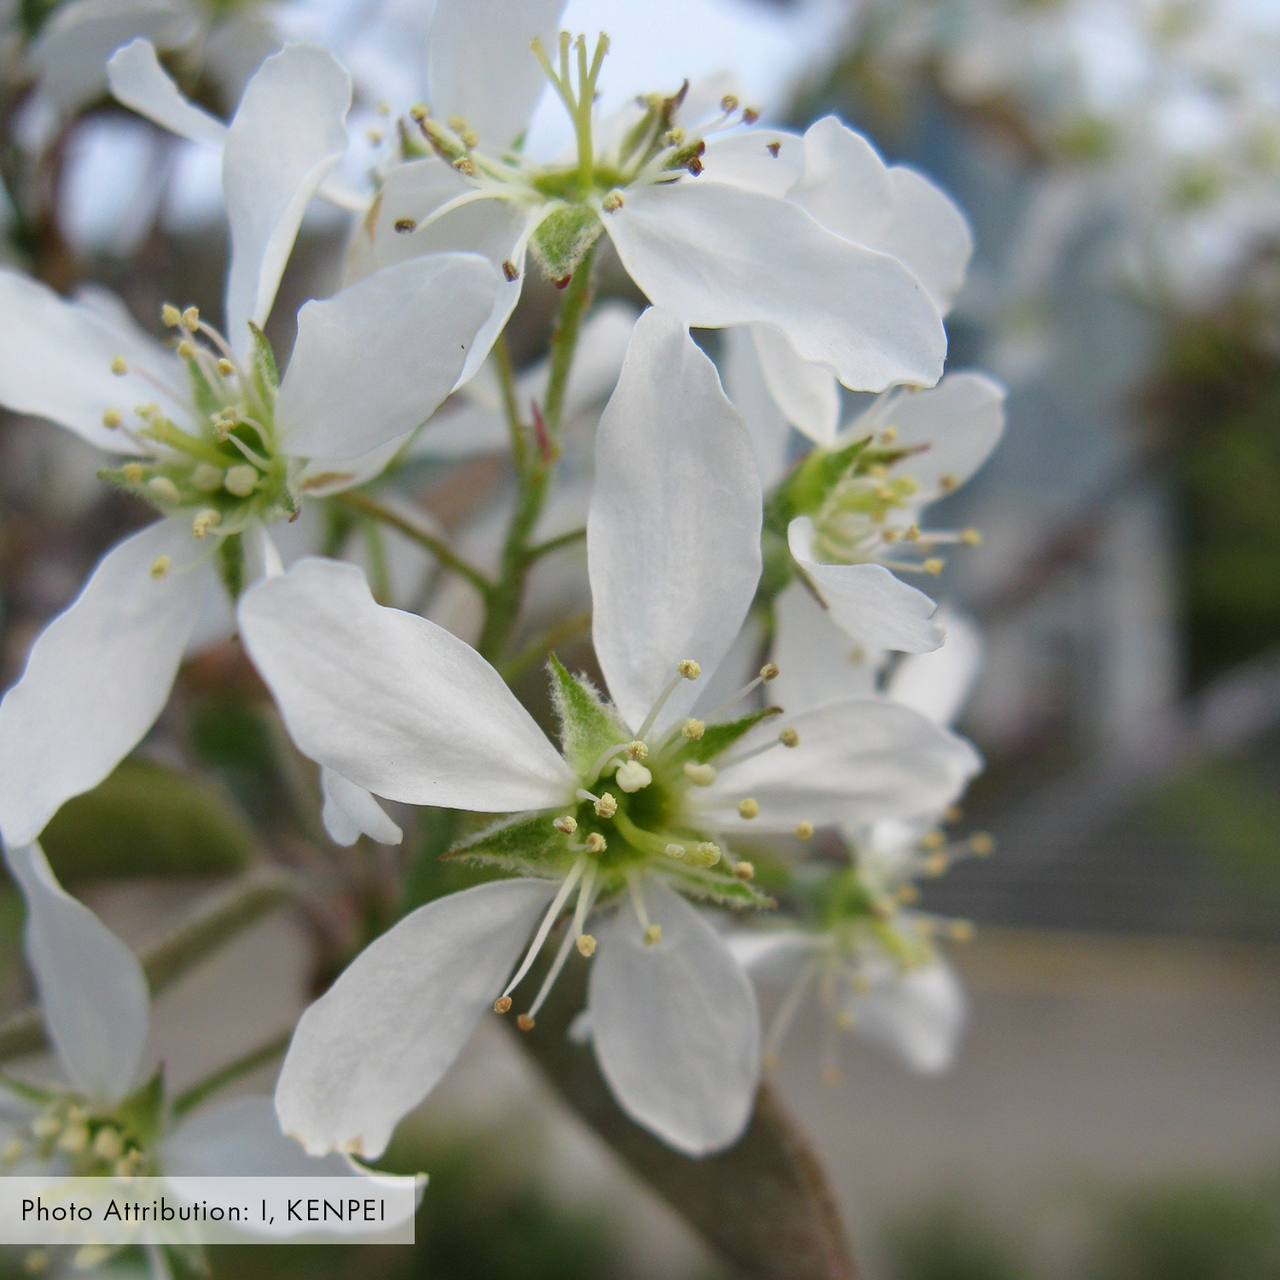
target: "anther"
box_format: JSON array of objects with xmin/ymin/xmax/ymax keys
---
[
  {"xmin": 938, "ymin": 474, "xmax": 957, "ymax": 492},
  {"xmin": 110, "ymin": 356, "xmax": 127, "ymax": 375},
  {"xmin": 682, "ymin": 718, "xmax": 705, "ymax": 740},
  {"xmin": 905, "ymin": 523, "xmax": 921, "ymax": 541},
  {"xmin": 923, "ymin": 558, "xmax": 944, "ymax": 575},
  {"xmin": 733, "ymin": 861, "xmax": 755, "ymax": 881},
  {"xmin": 553, "ymin": 815, "xmax": 578, "ymax": 835},
  {"xmin": 922, "ymin": 852, "xmax": 948, "ymax": 877},
  {"xmin": 516, "ymin": 1014, "xmax": 535, "ymax": 1031},
  {"xmin": 180, "ymin": 306, "xmax": 198, "ymax": 327},
  {"xmin": 92, "ymin": 1127, "xmax": 123, "ymax": 1161},
  {"xmin": 584, "ymin": 832, "xmax": 606, "ymax": 853},
  {"xmin": 147, "ymin": 476, "xmax": 180, "ymax": 503},
  {"xmin": 761, "ymin": 663, "xmax": 779, "ymax": 681},
  {"xmin": 176, "ymin": 339, "xmax": 195, "ymax": 359},
  {"xmin": 644, "ymin": 924, "xmax": 662, "ymax": 945},
  {"xmin": 409, "ymin": 103, "xmax": 428, "ymax": 121},
  {"xmin": 720, "ymin": 93, "xmax": 739, "ymax": 112},
  {"xmin": 691, "ymin": 842, "xmax": 721, "ymax": 867},
  {"xmin": 453, "ymin": 157, "xmax": 477, "ymax": 176},
  {"xmin": 162, "ymin": 304, "xmax": 181, "ymax": 327},
  {"xmin": 948, "ymin": 920, "xmax": 975, "ymax": 942},
  {"xmin": 216, "ymin": 358, "xmax": 235, "ymax": 376},
  {"xmin": 678, "ymin": 659, "xmax": 701, "ymax": 679},
  {"xmin": 683, "ymin": 762, "xmax": 716, "ymax": 786},
  {"xmin": 493, "ymin": 996, "xmax": 512, "ymax": 1014},
  {"xmin": 742, "ymin": 107, "xmax": 759, "ymax": 123},
  {"xmin": 1, "ymin": 1138, "xmax": 21, "ymax": 1164},
  {"xmin": 57, "ymin": 1123, "xmax": 89, "ymax": 1154},
  {"xmin": 394, "ymin": 218, "xmax": 417, "ymax": 233},
  {"xmin": 616, "ymin": 760, "xmax": 652, "ymax": 792},
  {"xmin": 594, "ymin": 793, "xmax": 617, "ymax": 818},
  {"xmin": 969, "ymin": 833, "xmax": 994, "ymax": 855},
  {"xmin": 447, "ymin": 115, "xmax": 467, "ymax": 132},
  {"xmin": 601, "ymin": 191, "xmax": 623, "ymax": 212},
  {"xmin": 460, "ymin": 128, "xmax": 478, "ymax": 148},
  {"xmin": 920, "ymin": 829, "xmax": 945, "ymax": 850},
  {"xmin": 626, "ymin": 740, "xmax": 648, "ymax": 760},
  {"xmin": 123, "ymin": 463, "xmax": 143, "ymax": 482},
  {"xmin": 766, "ymin": 141, "xmax": 781, "ymax": 157},
  {"xmin": 779, "ymin": 727, "xmax": 800, "ymax": 747},
  {"xmin": 576, "ymin": 934, "xmax": 596, "ymax": 957},
  {"xmin": 795, "ymin": 821, "xmax": 814, "ymax": 840},
  {"xmin": 879, "ymin": 426, "xmax": 898, "ymax": 444},
  {"xmin": 224, "ymin": 464, "xmax": 258, "ymax": 497},
  {"xmin": 686, "ymin": 155, "xmax": 704, "ymax": 175},
  {"xmin": 738, "ymin": 798, "xmax": 760, "ymax": 819},
  {"xmin": 101, "ymin": 408, "xmax": 121, "ymax": 428},
  {"xmin": 502, "ymin": 260, "xmax": 519, "ymax": 281},
  {"xmin": 665, "ymin": 843, "xmax": 684, "ymax": 858},
  {"xmin": 192, "ymin": 508, "xmax": 222, "ymax": 538},
  {"xmin": 962, "ymin": 528, "xmax": 982, "ymax": 546},
  {"xmin": 662, "ymin": 127, "xmax": 686, "ymax": 146},
  {"xmin": 367, "ymin": 129, "xmax": 384, "ymax": 146}
]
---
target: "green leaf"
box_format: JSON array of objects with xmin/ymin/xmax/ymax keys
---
[
  {"xmin": 444, "ymin": 812, "xmax": 567, "ymax": 877},
  {"xmin": 530, "ymin": 205, "xmax": 604, "ymax": 282},
  {"xmin": 245, "ymin": 321, "xmax": 279, "ymax": 406},
  {"xmin": 40, "ymin": 760, "xmax": 256, "ymax": 882},
  {"xmin": 681, "ymin": 706, "xmax": 783, "ymax": 764},
  {"xmin": 548, "ymin": 655, "xmax": 626, "ymax": 775}
]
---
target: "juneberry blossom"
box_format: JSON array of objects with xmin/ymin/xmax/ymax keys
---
[
  {"xmin": 0, "ymin": 43, "xmax": 499, "ymax": 850},
  {"xmin": 236, "ymin": 307, "xmax": 980, "ymax": 1159}
]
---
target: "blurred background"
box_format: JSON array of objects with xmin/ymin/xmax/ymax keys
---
[{"xmin": 1, "ymin": 0, "xmax": 1278, "ymax": 1276}]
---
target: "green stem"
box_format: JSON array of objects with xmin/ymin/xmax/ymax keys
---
[
  {"xmin": 478, "ymin": 249, "xmax": 596, "ymax": 664},
  {"xmin": 527, "ymin": 526, "xmax": 586, "ymax": 561},
  {"xmin": 493, "ymin": 332, "xmax": 527, "ymax": 473},
  {"xmin": 499, "ymin": 610, "xmax": 592, "ymax": 683},
  {"xmin": 170, "ymin": 1031, "xmax": 292, "ymax": 1120},
  {"xmin": 336, "ymin": 490, "xmax": 493, "ymax": 593}
]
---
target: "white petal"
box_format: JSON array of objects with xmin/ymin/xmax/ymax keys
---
[
  {"xmin": 0, "ymin": 269, "xmax": 183, "ymax": 453},
  {"xmin": 223, "ymin": 44, "xmax": 351, "ymax": 351},
  {"xmin": 750, "ymin": 324, "xmax": 840, "ymax": 445},
  {"xmin": 107, "ymin": 38, "xmax": 227, "ymax": 148},
  {"xmin": 588, "ymin": 878, "xmax": 760, "ymax": 1156},
  {"xmin": 844, "ymin": 957, "xmax": 966, "ymax": 1075},
  {"xmin": 721, "ymin": 324, "xmax": 792, "ymax": 489},
  {"xmin": 771, "ymin": 580, "xmax": 881, "ymax": 716},
  {"xmin": 605, "ymin": 178, "xmax": 945, "ymax": 392},
  {"xmin": 161, "ymin": 1096, "xmax": 357, "ymax": 1175},
  {"xmin": 427, "ymin": 0, "xmax": 564, "ymax": 150},
  {"xmin": 320, "ymin": 768, "xmax": 403, "ymax": 847},
  {"xmin": 588, "ymin": 308, "xmax": 761, "ymax": 733},
  {"xmin": 237, "ymin": 558, "xmax": 575, "ymax": 811},
  {"xmin": 789, "ymin": 517, "xmax": 943, "ymax": 654},
  {"xmin": 3, "ymin": 843, "xmax": 149, "ymax": 1104},
  {"xmin": 0, "ymin": 519, "xmax": 217, "ymax": 848},
  {"xmin": 859, "ymin": 372, "xmax": 1006, "ymax": 505},
  {"xmin": 276, "ymin": 878, "xmax": 558, "ymax": 1157},
  {"xmin": 887, "ymin": 607, "xmax": 983, "ymax": 727},
  {"xmin": 702, "ymin": 699, "xmax": 982, "ymax": 830},
  {"xmin": 276, "ymin": 254, "xmax": 496, "ymax": 460},
  {"xmin": 722, "ymin": 928, "xmax": 815, "ymax": 979},
  {"xmin": 788, "ymin": 117, "xmax": 972, "ymax": 313},
  {"xmin": 700, "ymin": 129, "xmax": 804, "ymax": 196}
]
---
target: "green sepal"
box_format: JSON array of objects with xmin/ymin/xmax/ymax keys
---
[
  {"xmin": 529, "ymin": 204, "xmax": 604, "ymax": 281},
  {"xmin": 116, "ymin": 1067, "xmax": 165, "ymax": 1151},
  {"xmin": 548, "ymin": 655, "xmax": 627, "ymax": 775},
  {"xmin": 0, "ymin": 1073, "xmax": 64, "ymax": 1105},
  {"xmin": 246, "ymin": 322, "xmax": 280, "ymax": 407},
  {"xmin": 217, "ymin": 533, "xmax": 244, "ymax": 598},
  {"xmin": 661, "ymin": 866, "xmax": 774, "ymax": 911},
  {"xmin": 680, "ymin": 706, "xmax": 782, "ymax": 764},
  {"xmin": 443, "ymin": 812, "xmax": 568, "ymax": 877},
  {"xmin": 763, "ymin": 435, "xmax": 872, "ymax": 535}
]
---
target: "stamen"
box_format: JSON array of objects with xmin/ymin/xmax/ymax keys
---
[
  {"xmin": 499, "ymin": 856, "xmax": 586, "ymax": 1000},
  {"xmin": 516, "ymin": 1014, "xmax": 535, "ymax": 1031},
  {"xmin": 181, "ymin": 306, "xmax": 199, "ymax": 328},
  {"xmin": 708, "ymin": 663, "xmax": 780, "ymax": 720},
  {"xmin": 636, "ymin": 661, "xmax": 701, "ymax": 740},
  {"xmin": 593, "ymin": 793, "xmax": 617, "ymax": 818},
  {"xmin": 795, "ymin": 822, "xmax": 814, "ymax": 840},
  {"xmin": 687, "ymin": 842, "xmax": 721, "ymax": 868},
  {"xmin": 779, "ymin": 728, "xmax": 800, "ymax": 747},
  {"xmin": 682, "ymin": 718, "xmax": 705, "ymax": 740},
  {"xmin": 762, "ymin": 958, "xmax": 818, "ymax": 1068},
  {"xmin": 718, "ymin": 728, "xmax": 796, "ymax": 770},
  {"xmin": 524, "ymin": 925, "xmax": 577, "ymax": 1021},
  {"xmin": 683, "ymin": 761, "xmax": 716, "ymax": 786},
  {"xmin": 738, "ymin": 798, "xmax": 760, "ymax": 819},
  {"xmin": 664, "ymin": 842, "xmax": 685, "ymax": 858},
  {"xmin": 110, "ymin": 356, "xmax": 127, "ymax": 375},
  {"xmin": 192, "ymin": 508, "xmax": 221, "ymax": 538},
  {"xmin": 625, "ymin": 871, "xmax": 661, "ymax": 944},
  {"xmin": 161, "ymin": 304, "xmax": 181, "ymax": 327},
  {"xmin": 101, "ymin": 409, "xmax": 121, "ymax": 428},
  {"xmin": 572, "ymin": 859, "xmax": 599, "ymax": 950},
  {"xmin": 584, "ymin": 832, "xmax": 606, "ymax": 853},
  {"xmin": 733, "ymin": 861, "xmax": 755, "ymax": 881}
]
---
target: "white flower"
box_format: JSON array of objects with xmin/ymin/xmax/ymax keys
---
[
  {"xmin": 779, "ymin": 371, "xmax": 1006, "ymax": 654},
  {"xmin": 350, "ymin": 0, "xmax": 957, "ymax": 391},
  {"xmin": 0, "ymin": 44, "xmax": 499, "ymax": 850},
  {"xmin": 0, "ymin": 843, "xmax": 359, "ymax": 1181},
  {"xmin": 236, "ymin": 306, "xmax": 980, "ymax": 1159}
]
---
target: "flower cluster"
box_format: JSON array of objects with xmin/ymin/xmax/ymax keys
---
[{"xmin": 0, "ymin": 0, "xmax": 1008, "ymax": 1230}]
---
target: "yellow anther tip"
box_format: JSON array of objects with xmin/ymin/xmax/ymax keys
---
[
  {"xmin": 644, "ymin": 924, "xmax": 662, "ymax": 945},
  {"xmin": 181, "ymin": 306, "xmax": 199, "ymax": 328},
  {"xmin": 681, "ymin": 718, "xmax": 705, "ymax": 740},
  {"xmin": 733, "ymin": 861, "xmax": 755, "ymax": 881},
  {"xmin": 593, "ymin": 793, "xmax": 617, "ymax": 818},
  {"xmin": 738, "ymin": 798, "xmax": 760, "ymax": 819},
  {"xmin": 677, "ymin": 659, "xmax": 701, "ymax": 679},
  {"xmin": 493, "ymin": 996, "xmax": 512, "ymax": 1014},
  {"xmin": 553, "ymin": 815, "xmax": 578, "ymax": 835},
  {"xmin": 576, "ymin": 934, "xmax": 596, "ymax": 957},
  {"xmin": 516, "ymin": 1014, "xmax": 535, "ymax": 1031},
  {"xmin": 779, "ymin": 727, "xmax": 800, "ymax": 747},
  {"xmin": 664, "ymin": 843, "xmax": 684, "ymax": 859},
  {"xmin": 101, "ymin": 408, "xmax": 121, "ymax": 428},
  {"xmin": 794, "ymin": 821, "xmax": 814, "ymax": 841},
  {"xmin": 584, "ymin": 832, "xmax": 606, "ymax": 853},
  {"xmin": 161, "ymin": 304, "xmax": 181, "ymax": 327},
  {"xmin": 969, "ymin": 833, "xmax": 994, "ymax": 855},
  {"xmin": 923, "ymin": 558, "xmax": 944, "ymax": 575},
  {"xmin": 109, "ymin": 356, "xmax": 127, "ymax": 375},
  {"xmin": 760, "ymin": 663, "xmax": 779, "ymax": 681}
]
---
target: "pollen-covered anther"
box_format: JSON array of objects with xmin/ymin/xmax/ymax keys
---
[
  {"xmin": 962, "ymin": 527, "xmax": 982, "ymax": 546},
  {"xmin": 192, "ymin": 508, "xmax": 222, "ymax": 539},
  {"xmin": 176, "ymin": 339, "xmax": 195, "ymax": 359},
  {"xmin": 905, "ymin": 523, "xmax": 921, "ymax": 541},
  {"xmin": 760, "ymin": 663, "xmax": 779, "ymax": 682},
  {"xmin": 733, "ymin": 861, "xmax": 755, "ymax": 881},
  {"xmin": 460, "ymin": 128, "xmax": 478, "ymax": 148},
  {"xmin": 720, "ymin": 93, "xmax": 739, "ymax": 112},
  {"xmin": 923, "ymin": 558, "xmax": 944, "ymax": 575},
  {"xmin": 181, "ymin": 306, "xmax": 199, "ymax": 328},
  {"xmin": 576, "ymin": 934, "xmax": 596, "ymax": 957},
  {"xmin": 691, "ymin": 842, "xmax": 721, "ymax": 868},
  {"xmin": 593, "ymin": 793, "xmax": 617, "ymax": 818},
  {"xmin": 738, "ymin": 798, "xmax": 760, "ymax": 819},
  {"xmin": 110, "ymin": 356, "xmax": 127, "ymax": 375},
  {"xmin": 920, "ymin": 829, "xmax": 945, "ymax": 850},
  {"xmin": 493, "ymin": 996, "xmax": 512, "ymax": 1014},
  {"xmin": 938, "ymin": 473, "xmax": 957, "ymax": 493},
  {"xmin": 662, "ymin": 127, "xmax": 685, "ymax": 147},
  {"xmin": 682, "ymin": 718, "xmax": 705, "ymax": 740},
  {"xmin": 516, "ymin": 1014, "xmax": 535, "ymax": 1031},
  {"xmin": 742, "ymin": 106, "xmax": 759, "ymax": 123},
  {"xmin": 683, "ymin": 761, "xmax": 716, "ymax": 786},
  {"xmin": 969, "ymin": 833, "xmax": 994, "ymax": 855},
  {"xmin": 779, "ymin": 727, "xmax": 800, "ymax": 748},
  {"xmin": 122, "ymin": 463, "xmax": 143, "ymax": 483},
  {"xmin": 148, "ymin": 476, "xmax": 181, "ymax": 503},
  {"xmin": 677, "ymin": 659, "xmax": 701, "ymax": 679},
  {"xmin": 101, "ymin": 408, "xmax": 121, "ymax": 428},
  {"xmin": 664, "ymin": 843, "xmax": 684, "ymax": 859},
  {"xmin": 92, "ymin": 1127, "xmax": 124, "ymax": 1161},
  {"xmin": 224, "ymin": 464, "xmax": 259, "ymax": 497},
  {"xmin": 644, "ymin": 924, "xmax": 662, "ymax": 945},
  {"xmin": 766, "ymin": 141, "xmax": 781, "ymax": 157},
  {"xmin": 625, "ymin": 740, "xmax": 648, "ymax": 761},
  {"xmin": 584, "ymin": 832, "xmax": 606, "ymax": 854},
  {"xmin": 409, "ymin": 103, "xmax": 428, "ymax": 121},
  {"xmin": 216, "ymin": 358, "xmax": 235, "ymax": 377},
  {"xmin": 616, "ymin": 760, "xmax": 652, "ymax": 792},
  {"xmin": 601, "ymin": 191, "xmax": 624, "ymax": 212},
  {"xmin": 553, "ymin": 815, "xmax": 578, "ymax": 835},
  {"xmin": 501, "ymin": 260, "xmax": 519, "ymax": 282},
  {"xmin": 393, "ymin": 217, "xmax": 417, "ymax": 233},
  {"xmin": 453, "ymin": 157, "xmax": 477, "ymax": 176},
  {"xmin": 161, "ymin": 304, "xmax": 181, "ymax": 327},
  {"xmin": 794, "ymin": 821, "xmax": 814, "ymax": 841}
]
